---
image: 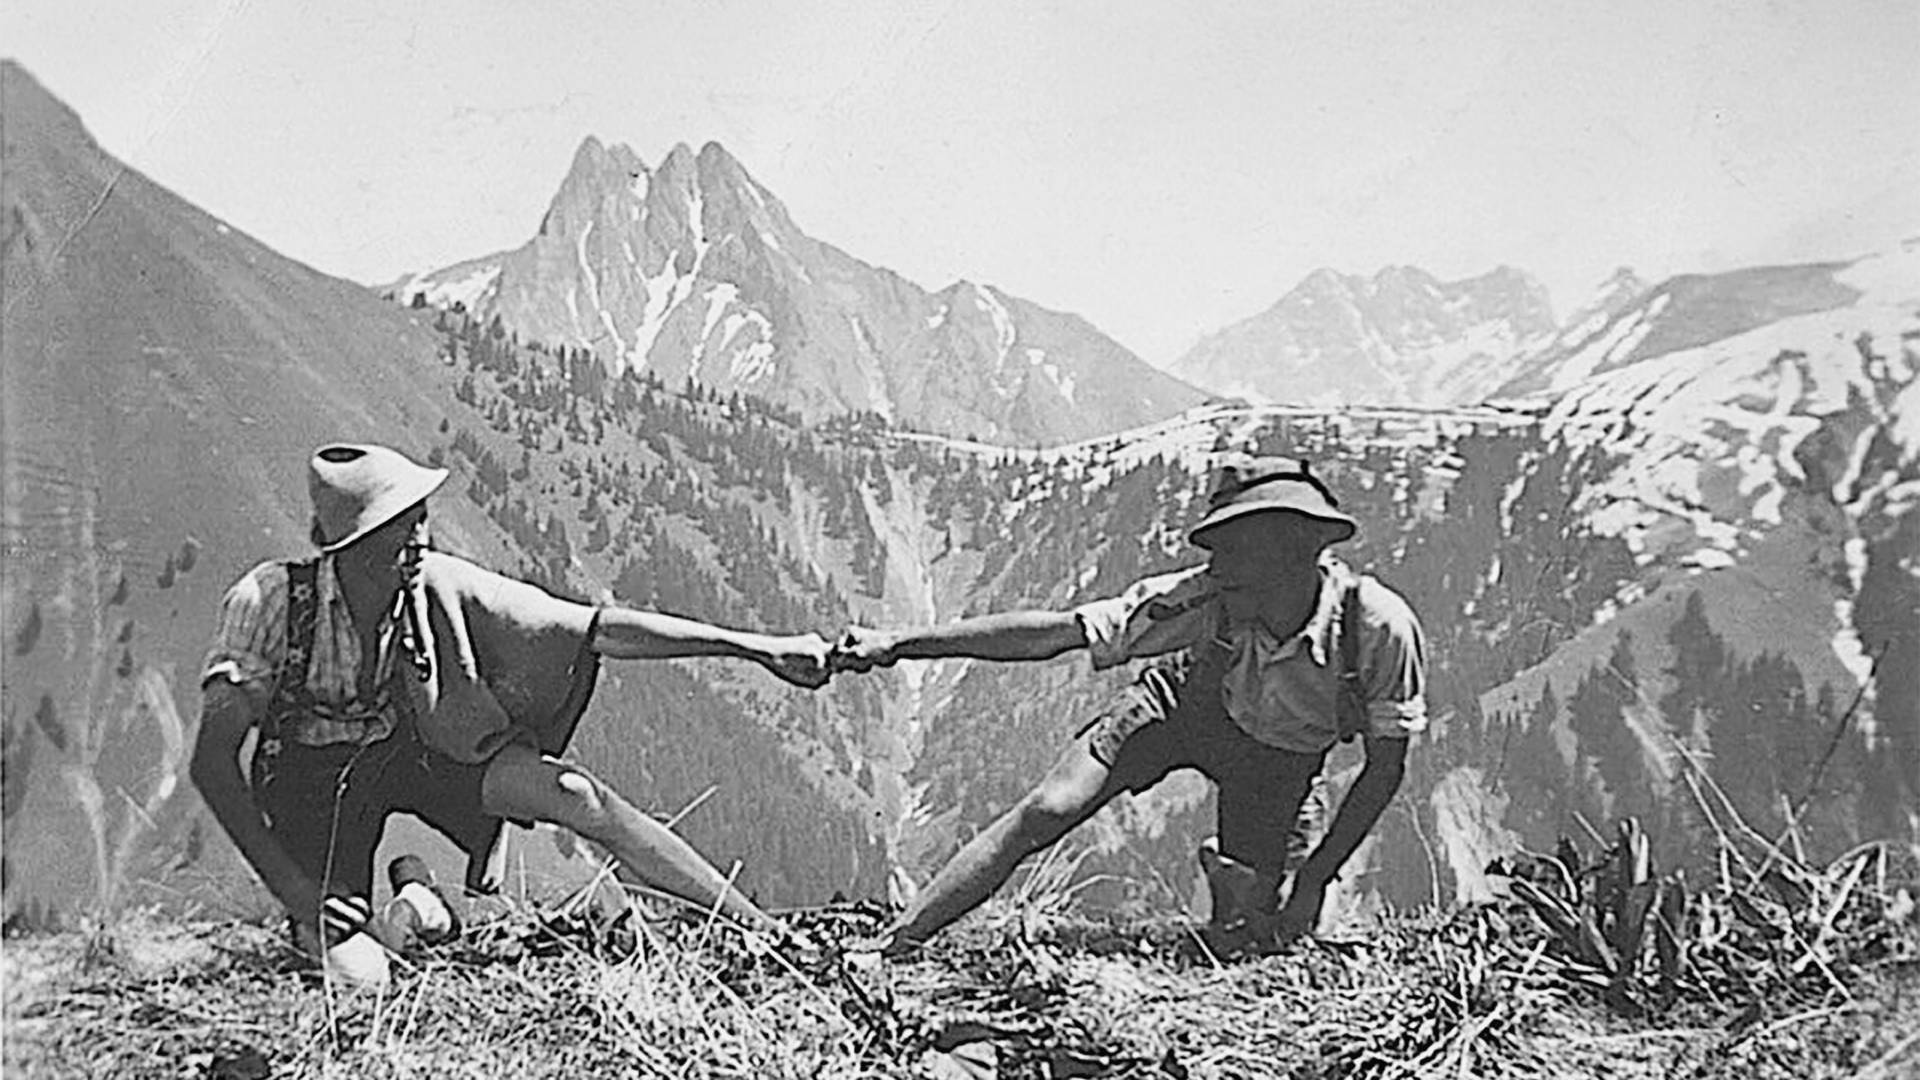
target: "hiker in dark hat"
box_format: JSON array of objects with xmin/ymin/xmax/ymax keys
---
[
  {"xmin": 833, "ymin": 455, "xmax": 1427, "ymax": 955},
  {"xmin": 192, "ymin": 443, "xmax": 832, "ymax": 980}
]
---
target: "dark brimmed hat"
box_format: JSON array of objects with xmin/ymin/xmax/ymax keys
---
[
  {"xmin": 1188, "ymin": 455, "xmax": 1357, "ymax": 548},
  {"xmin": 308, "ymin": 444, "xmax": 448, "ymax": 553}
]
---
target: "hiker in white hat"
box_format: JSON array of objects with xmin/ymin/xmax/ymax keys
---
[
  {"xmin": 192, "ymin": 443, "xmax": 832, "ymax": 981},
  {"xmin": 833, "ymin": 455, "xmax": 1428, "ymax": 956}
]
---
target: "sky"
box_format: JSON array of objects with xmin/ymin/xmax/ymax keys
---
[{"xmin": 5, "ymin": 0, "xmax": 1917, "ymax": 364}]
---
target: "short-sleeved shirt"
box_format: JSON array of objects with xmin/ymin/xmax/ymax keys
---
[
  {"xmin": 203, "ymin": 551, "xmax": 600, "ymax": 762},
  {"xmin": 1073, "ymin": 557, "xmax": 1428, "ymax": 754}
]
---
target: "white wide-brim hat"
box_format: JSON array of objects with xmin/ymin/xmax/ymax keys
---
[{"xmin": 308, "ymin": 444, "xmax": 448, "ymax": 553}]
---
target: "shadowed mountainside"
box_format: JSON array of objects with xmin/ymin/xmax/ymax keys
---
[{"xmin": 5, "ymin": 60, "xmax": 1916, "ymax": 943}]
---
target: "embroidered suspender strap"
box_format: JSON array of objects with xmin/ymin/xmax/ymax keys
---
[
  {"xmin": 252, "ymin": 559, "xmax": 320, "ymax": 788},
  {"xmin": 1335, "ymin": 577, "xmax": 1368, "ymax": 743}
]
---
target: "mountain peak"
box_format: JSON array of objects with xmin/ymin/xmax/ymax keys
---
[
  {"xmin": 1175, "ymin": 262, "xmax": 1556, "ymax": 407},
  {"xmin": 659, "ymin": 142, "xmax": 698, "ymax": 180},
  {"xmin": 557, "ymin": 136, "xmax": 652, "ymax": 189},
  {"xmin": 1373, "ymin": 264, "xmax": 1437, "ymax": 286},
  {"xmin": 569, "ymin": 135, "xmax": 607, "ymax": 172},
  {"xmin": 697, "ymin": 140, "xmax": 740, "ymax": 169},
  {"xmin": 405, "ymin": 135, "xmax": 1205, "ymax": 443},
  {"xmin": 1301, "ymin": 267, "xmax": 1349, "ymax": 292},
  {"xmin": 694, "ymin": 141, "xmax": 755, "ymax": 204},
  {"xmin": 1, "ymin": 61, "xmax": 99, "ymax": 162}
]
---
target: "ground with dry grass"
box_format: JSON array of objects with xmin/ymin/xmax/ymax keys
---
[{"xmin": 6, "ymin": 836, "xmax": 1919, "ymax": 1079}]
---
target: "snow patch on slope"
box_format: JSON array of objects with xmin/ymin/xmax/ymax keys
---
[
  {"xmin": 392, "ymin": 262, "xmax": 501, "ymax": 312},
  {"xmin": 971, "ymin": 284, "xmax": 1017, "ymax": 368},
  {"xmin": 1549, "ymin": 293, "xmax": 1671, "ymax": 392},
  {"xmin": 701, "ymin": 283, "xmax": 738, "ymax": 345},
  {"xmin": 1545, "ymin": 255, "xmax": 1918, "ymax": 571}
]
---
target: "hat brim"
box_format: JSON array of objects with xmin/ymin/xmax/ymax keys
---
[
  {"xmin": 1188, "ymin": 501, "xmax": 1357, "ymax": 549},
  {"xmin": 318, "ymin": 468, "xmax": 448, "ymax": 553}
]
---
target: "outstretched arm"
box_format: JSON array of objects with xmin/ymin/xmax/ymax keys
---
[
  {"xmin": 834, "ymin": 610, "xmax": 1086, "ymax": 673},
  {"xmin": 591, "ymin": 607, "xmax": 832, "ymax": 688},
  {"xmin": 1277, "ymin": 735, "xmax": 1408, "ymax": 940}
]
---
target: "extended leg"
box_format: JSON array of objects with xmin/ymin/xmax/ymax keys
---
[
  {"xmin": 479, "ymin": 743, "xmax": 780, "ymax": 932},
  {"xmin": 885, "ymin": 728, "xmax": 1131, "ymax": 953}
]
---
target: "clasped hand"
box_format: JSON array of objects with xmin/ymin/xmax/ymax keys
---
[
  {"xmin": 828, "ymin": 625, "xmax": 897, "ymax": 675},
  {"xmin": 758, "ymin": 632, "xmax": 835, "ymax": 690},
  {"xmin": 755, "ymin": 626, "xmax": 900, "ymax": 688}
]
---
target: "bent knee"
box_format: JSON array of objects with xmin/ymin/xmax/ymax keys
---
[
  {"xmin": 1013, "ymin": 784, "xmax": 1091, "ymax": 842},
  {"xmin": 547, "ymin": 763, "xmax": 613, "ymax": 831},
  {"xmin": 485, "ymin": 755, "xmax": 615, "ymax": 833}
]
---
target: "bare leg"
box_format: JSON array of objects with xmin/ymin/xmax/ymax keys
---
[
  {"xmin": 887, "ymin": 730, "xmax": 1130, "ymax": 953},
  {"xmin": 480, "ymin": 744, "xmax": 779, "ymax": 932}
]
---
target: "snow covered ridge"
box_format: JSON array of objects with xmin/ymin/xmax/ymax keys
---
[
  {"xmin": 1538, "ymin": 244, "xmax": 1920, "ymax": 568},
  {"xmin": 883, "ymin": 400, "xmax": 1534, "ymax": 498},
  {"xmin": 384, "ymin": 258, "xmax": 505, "ymax": 312},
  {"xmin": 1499, "ymin": 245, "xmax": 1917, "ymax": 400}
]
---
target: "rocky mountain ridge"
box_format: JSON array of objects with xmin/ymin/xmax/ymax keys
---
[{"xmin": 387, "ymin": 137, "xmax": 1211, "ymax": 446}]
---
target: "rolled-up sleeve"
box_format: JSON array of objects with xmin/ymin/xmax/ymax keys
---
[
  {"xmin": 201, "ymin": 563, "xmax": 287, "ymax": 691},
  {"xmin": 1357, "ymin": 578, "xmax": 1428, "ymax": 739},
  {"xmin": 1073, "ymin": 567, "xmax": 1213, "ymax": 672}
]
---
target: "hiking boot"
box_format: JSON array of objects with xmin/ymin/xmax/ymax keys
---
[
  {"xmin": 387, "ymin": 854, "xmax": 460, "ymax": 947},
  {"xmin": 1198, "ymin": 838, "xmax": 1279, "ymax": 957}
]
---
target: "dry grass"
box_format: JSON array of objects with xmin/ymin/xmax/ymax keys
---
[{"xmin": 5, "ymin": 832, "xmax": 1917, "ymax": 1080}]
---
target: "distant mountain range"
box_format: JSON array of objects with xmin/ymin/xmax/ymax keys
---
[
  {"xmin": 385, "ymin": 137, "xmax": 1211, "ymax": 446},
  {"xmin": 5, "ymin": 58, "xmax": 1914, "ymax": 933},
  {"xmin": 386, "ymin": 124, "xmax": 1906, "ymax": 428},
  {"xmin": 1167, "ymin": 264, "xmax": 1560, "ymax": 407},
  {"xmin": 1491, "ymin": 261, "xmax": 1871, "ymax": 398}
]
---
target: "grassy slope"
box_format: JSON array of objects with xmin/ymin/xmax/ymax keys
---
[{"xmin": 8, "ymin": 834, "xmax": 1918, "ymax": 1080}]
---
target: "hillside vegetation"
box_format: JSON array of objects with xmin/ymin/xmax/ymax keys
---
[
  {"xmin": 6, "ymin": 820, "xmax": 1917, "ymax": 1079},
  {"xmin": 401, "ymin": 303, "xmax": 1911, "ymax": 923}
]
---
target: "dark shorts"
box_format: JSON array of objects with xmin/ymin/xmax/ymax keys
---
[
  {"xmin": 1078, "ymin": 655, "xmax": 1329, "ymax": 874},
  {"xmin": 255, "ymin": 724, "xmax": 495, "ymax": 898},
  {"xmin": 251, "ymin": 620, "xmax": 604, "ymax": 897}
]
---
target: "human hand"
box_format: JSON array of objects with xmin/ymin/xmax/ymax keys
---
[
  {"xmin": 759, "ymin": 632, "xmax": 833, "ymax": 690},
  {"xmin": 1275, "ymin": 874, "xmax": 1327, "ymax": 945},
  {"xmin": 830, "ymin": 626, "xmax": 899, "ymax": 675}
]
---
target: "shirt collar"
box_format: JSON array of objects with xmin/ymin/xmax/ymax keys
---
[
  {"xmin": 1215, "ymin": 554, "xmax": 1347, "ymax": 666},
  {"xmin": 317, "ymin": 552, "xmax": 345, "ymax": 611}
]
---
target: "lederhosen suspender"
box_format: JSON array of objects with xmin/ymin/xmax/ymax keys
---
[
  {"xmin": 1334, "ymin": 578, "xmax": 1367, "ymax": 743},
  {"xmin": 250, "ymin": 559, "xmax": 320, "ymax": 793}
]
